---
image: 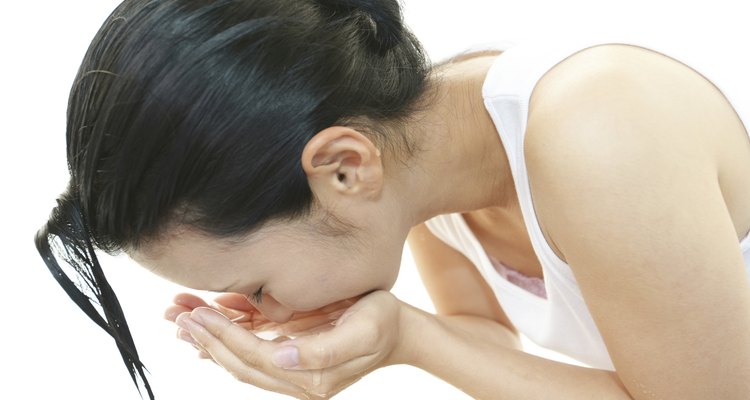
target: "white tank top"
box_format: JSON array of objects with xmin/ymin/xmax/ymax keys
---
[{"xmin": 424, "ymin": 35, "xmax": 750, "ymax": 371}]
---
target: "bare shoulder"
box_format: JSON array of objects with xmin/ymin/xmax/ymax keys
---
[
  {"xmin": 523, "ymin": 41, "xmax": 750, "ymax": 244},
  {"xmin": 515, "ymin": 44, "xmax": 750, "ymax": 398},
  {"xmin": 525, "ymin": 42, "xmax": 734, "ymax": 155},
  {"xmin": 521, "ymin": 43, "xmax": 717, "ymax": 257},
  {"xmin": 528, "ymin": 42, "xmax": 707, "ymax": 114},
  {"xmin": 502, "ymin": 43, "xmax": 750, "ymax": 398}
]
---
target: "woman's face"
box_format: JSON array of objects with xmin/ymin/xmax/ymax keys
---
[
  {"xmin": 129, "ymin": 126, "xmax": 412, "ymax": 322},
  {"xmin": 129, "ymin": 219, "xmax": 404, "ymax": 323}
]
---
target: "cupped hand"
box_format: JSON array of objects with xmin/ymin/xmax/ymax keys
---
[
  {"xmin": 165, "ymin": 292, "xmax": 359, "ymax": 359},
  {"xmin": 168, "ymin": 290, "xmax": 406, "ymax": 399}
]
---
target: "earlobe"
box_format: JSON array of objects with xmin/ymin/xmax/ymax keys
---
[{"xmin": 301, "ymin": 126, "xmax": 383, "ymax": 198}]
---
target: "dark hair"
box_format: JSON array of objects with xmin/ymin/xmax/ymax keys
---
[{"xmin": 35, "ymin": 0, "xmax": 433, "ymax": 397}]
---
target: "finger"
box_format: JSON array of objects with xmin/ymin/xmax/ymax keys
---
[
  {"xmin": 176, "ymin": 312, "xmax": 307, "ymax": 398},
  {"xmin": 187, "ymin": 333, "xmax": 215, "ymax": 362},
  {"xmin": 183, "ymin": 308, "xmax": 277, "ymax": 370},
  {"xmin": 212, "ymin": 292, "xmax": 257, "ymax": 312},
  {"xmin": 164, "ymin": 305, "xmax": 191, "ymax": 322},
  {"xmin": 233, "ymin": 311, "xmax": 337, "ymax": 337},
  {"xmin": 246, "ymin": 305, "xmax": 351, "ymax": 337},
  {"xmin": 236, "ymin": 320, "xmax": 275, "ymax": 332},
  {"xmin": 198, "ymin": 349, "xmax": 215, "ymax": 361},
  {"xmin": 210, "ymin": 294, "xmax": 272, "ymax": 328},
  {"xmin": 173, "ymin": 293, "xmax": 210, "ymax": 309},
  {"xmin": 270, "ymin": 313, "xmax": 339, "ymax": 336},
  {"xmin": 176, "ymin": 324, "xmax": 216, "ymax": 362},
  {"xmin": 180, "ymin": 329, "xmax": 215, "ymax": 363},
  {"xmin": 212, "ymin": 303, "xmax": 254, "ymax": 323},
  {"xmin": 167, "ymin": 293, "xmax": 210, "ymax": 322},
  {"xmin": 177, "ymin": 327, "xmax": 198, "ymax": 346},
  {"xmin": 175, "ymin": 293, "xmax": 263, "ymax": 326}
]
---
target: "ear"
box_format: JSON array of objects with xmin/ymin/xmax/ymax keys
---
[{"xmin": 301, "ymin": 126, "xmax": 383, "ymax": 200}]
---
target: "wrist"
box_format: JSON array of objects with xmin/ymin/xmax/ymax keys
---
[{"xmin": 387, "ymin": 299, "xmax": 432, "ymax": 367}]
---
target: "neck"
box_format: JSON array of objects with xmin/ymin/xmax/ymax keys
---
[{"xmin": 391, "ymin": 53, "xmax": 518, "ymax": 226}]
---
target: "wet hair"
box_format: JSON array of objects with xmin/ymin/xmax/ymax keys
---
[{"xmin": 34, "ymin": 0, "xmax": 433, "ymax": 398}]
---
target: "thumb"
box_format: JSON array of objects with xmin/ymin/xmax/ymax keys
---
[{"xmin": 272, "ymin": 307, "xmax": 377, "ymax": 370}]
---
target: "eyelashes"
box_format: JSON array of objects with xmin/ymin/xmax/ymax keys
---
[{"xmin": 250, "ymin": 286, "xmax": 264, "ymax": 304}]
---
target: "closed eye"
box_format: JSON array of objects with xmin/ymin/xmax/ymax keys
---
[{"xmin": 250, "ymin": 286, "xmax": 264, "ymax": 305}]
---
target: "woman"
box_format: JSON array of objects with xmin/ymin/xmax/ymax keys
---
[{"xmin": 34, "ymin": 0, "xmax": 750, "ymax": 398}]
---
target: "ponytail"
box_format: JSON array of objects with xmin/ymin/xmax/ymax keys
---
[{"xmin": 34, "ymin": 189, "xmax": 154, "ymax": 400}]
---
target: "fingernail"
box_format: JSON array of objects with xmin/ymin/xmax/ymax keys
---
[
  {"xmin": 164, "ymin": 309, "xmax": 181, "ymax": 321},
  {"xmin": 272, "ymin": 346, "xmax": 299, "ymax": 369}
]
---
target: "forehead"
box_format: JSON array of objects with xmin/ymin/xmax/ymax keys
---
[
  {"xmin": 131, "ymin": 220, "xmax": 293, "ymax": 260},
  {"xmin": 126, "ymin": 225, "xmax": 292, "ymax": 289}
]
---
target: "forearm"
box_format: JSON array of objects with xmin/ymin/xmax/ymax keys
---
[{"xmin": 396, "ymin": 303, "xmax": 632, "ymax": 400}]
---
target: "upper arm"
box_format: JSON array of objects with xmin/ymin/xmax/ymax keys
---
[
  {"xmin": 406, "ymin": 222, "xmax": 518, "ymax": 337},
  {"xmin": 526, "ymin": 51, "xmax": 750, "ymax": 399}
]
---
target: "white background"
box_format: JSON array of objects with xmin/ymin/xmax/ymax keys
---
[{"xmin": 3, "ymin": 1, "xmax": 747, "ymax": 399}]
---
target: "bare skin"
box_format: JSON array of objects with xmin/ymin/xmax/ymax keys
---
[{"xmin": 131, "ymin": 44, "xmax": 750, "ymax": 399}]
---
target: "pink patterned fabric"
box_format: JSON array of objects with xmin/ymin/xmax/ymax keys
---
[{"xmin": 488, "ymin": 255, "xmax": 547, "ymax": 299}]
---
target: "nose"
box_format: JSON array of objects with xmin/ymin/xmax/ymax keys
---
[{"xmin": 254, "ymin": 294, "xmax": 295, "ymax": 324}]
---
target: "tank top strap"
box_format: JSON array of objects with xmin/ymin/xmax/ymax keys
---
[{"xmin": 480, "ymin": 37, "xmax": 609, "ymax": 279}]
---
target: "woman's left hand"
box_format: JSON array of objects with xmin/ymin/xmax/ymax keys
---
[{"xmin": 175, "ymin": 290, "xmax": 408, "ymax": 399}]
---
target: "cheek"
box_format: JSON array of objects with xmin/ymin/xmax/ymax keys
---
[
  {"xmin": 272, "ymin": 244, "xmax": 400, "ymax": 310},
  {"xmin": 275, "ymin": 269, "xmax": 372, "ymax": 311}
]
